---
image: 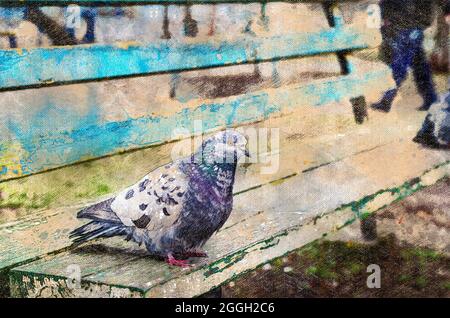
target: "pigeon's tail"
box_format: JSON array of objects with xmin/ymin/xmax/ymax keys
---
[
  {"xmin": 70, "ymin": 198, "xmax": 126, "ymax": 245},
  {"xmin": 69, "ymin": 220, "xmax": 127, "ymax": 245},
  {"xmin": 76, "ymin": 198, "xmax": 121, "ymax": 223}
]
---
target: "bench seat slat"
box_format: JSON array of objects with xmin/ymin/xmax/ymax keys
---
[{"xmin": 0, "ymin": 26, "xmax": 377, "ymax": 90}]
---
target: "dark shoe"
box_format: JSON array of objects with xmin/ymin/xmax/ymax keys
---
[
  {"xmin": 418, "ymin": 94, "xmax": 438, "ymax": 111},
  {"xmin": 371, "ymin": 89, "xmax": 397, "ymax": 113},
  {"xmin": 417, "ymin": 101, "xmax": 434, "ymax": 112},
  {"xmin": 413, "ymin": 133, "xmax": 440, "ymax": 149},
  {"xmin": 371, "ymin": 101, "xmax": 391, "ymax": 113}
]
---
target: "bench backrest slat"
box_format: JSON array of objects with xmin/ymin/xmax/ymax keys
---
[{"xmin": 0, "ymin": 27, "xmax": 374, "ymax": 90}]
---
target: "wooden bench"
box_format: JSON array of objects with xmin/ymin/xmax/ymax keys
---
[
  {"xmin": 2, "ymin": 0, "xmax": 445, "ymax": 298},
  {"xmin": 6, "ymin": 110, "xmax": 450, "ymax": 297},
  {"xmin": 0, "ymin": 0, "xmax": 388, "ymax": 181}
]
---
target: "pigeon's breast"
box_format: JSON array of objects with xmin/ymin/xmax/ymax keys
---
[{"xmin": 169, "ymin": 184, "xmax": 232, "ymax": 250}]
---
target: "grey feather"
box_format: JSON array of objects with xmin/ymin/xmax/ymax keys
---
[{"xmin": 76, "ymin": 198, "xmax": 120, "ymax": 223}]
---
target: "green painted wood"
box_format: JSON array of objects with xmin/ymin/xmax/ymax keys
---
[
  {"xmin": 0, "ymin": 26, "xmax": 377, "ymax": 89},
  {"xmin": 8, "ymin": 138, "xmax": 450, "ymax": 297}
]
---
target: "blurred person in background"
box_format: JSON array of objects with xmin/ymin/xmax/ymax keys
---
[
  {"xmin": 64, "ymin": 7, "xmax": 98, "ymax": 44},
  {"xmin": 413, "ymin": 86, "xmax": 450, "ymax": 148},
  {"xmin": 371, "ymin": 0, "xmax": 439, "ymax": 113},
  {"xmin": 413, "ymin": 5, "xmax": 450, "ymax": 148},
  {"xmin": 0, "ymin": 7, "xmax": 24, "ymax": 48},
  {"xmin": 430, "ymin": 0, "xmax": 450, "ymax": 73}
]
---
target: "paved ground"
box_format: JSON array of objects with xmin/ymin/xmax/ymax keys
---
[
  {"xmin": 332, "ymin": 178, "xmax": 450, "ymax": 253},
  {"xmin": 222, "ymin": 178, "xmax": 450, "ymax": 297}
]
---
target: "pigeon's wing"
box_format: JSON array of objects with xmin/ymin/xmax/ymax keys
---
[{"xmin": 110, "ymin": 162, "xmax": 188, "ymax": 232}]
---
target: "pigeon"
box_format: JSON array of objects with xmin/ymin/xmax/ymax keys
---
[{"xmin": 70, "ymin": 130, "xmax": 249, "ymax": 267}]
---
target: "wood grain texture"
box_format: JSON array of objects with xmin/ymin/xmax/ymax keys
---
[
  {"xmin": 0, "ymin": 58, "xmax": 393, "ymax": 181},
  {"xmin": 0, "ymin": 26, "xmax": 378, "ymax": 89},
  {"xmin": 2, "ymin": 0, "xmax": 442, "ymax": 298},
  {"xmin": 0, "ymin": 1, "xmax": 382, "ymax": 179},
  {"xmin": 0, "ymin": 94, "xmax": 371, "ymax": 272},
  {"xmin": 3, "ymin": 83, "xmax": 449, "ymax": 296},
  {"xmin": 8, "ymin": 139, "xmax": 450, "ymax": 297},
  {"xmin": 0, "ymin": 70, "xmax": 389, "ymax": 225}
]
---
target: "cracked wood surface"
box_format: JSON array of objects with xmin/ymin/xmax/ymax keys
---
[
  {"xmin": 8, "ymin": 139, "xmax": 450, "ymax": 297},
  {"xmin": 0, "ymin": 0, "xmax": 382, "ymax": 181},
  {"xmin": 7, "ymin": 127, "xmax": 450, "ymax": 296},
  {"xmin": 0, "ymin": 57, "xmax": 391, "ymax": 181},
  {"xmin": 0, "ymin": 67, "xmax": 392, "ymax": 276},
  {"xmin": 2, "ymin": 72, "xmax": 448, "ymax": 296},
  {"xmin": 0, "ymin": 26, "xmax": 378, "ymax": 89}
]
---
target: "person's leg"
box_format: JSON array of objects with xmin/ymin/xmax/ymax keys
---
[
  {"xmin": 412, "ymin": 31, "xmax": 438, "ymax": 111},
  {"xmin": 372, "ymin": 30, "xmax": 415, "ymax": 112},
  {"xmin": 81, "ymin": 9, "xmax": 97, "ymax": 44},
  {"xmin": 8, "ymin": 34, "xmax": 17, "ymax": 48},
  {"xmin": 430, "ymin": 3, "xmax": 449, "ymax": 73}
]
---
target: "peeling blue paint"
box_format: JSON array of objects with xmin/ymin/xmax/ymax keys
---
[
  {"xmin": 0, "ymin": 65, "xmax": 392, "ymax": 180},
  {"xmin": 0, "ymin": 15, "xmax": 389, "ymax": 180},
  {"xmin": 0, "ymin": 166, "xmax": 7, "ymax": 176},
  {"xmin": 3, "ymin": 89, "xmax": 277, "ymax": 176},
  {"xmin": 0, "ymin": 27, "xmax": 370, "ymax": 89}
]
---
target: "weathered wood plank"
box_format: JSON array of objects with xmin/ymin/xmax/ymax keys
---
[
  {"xmin": 1, "ymin": 73, "xmax": 419, "ymax": 296},
  {"xmin": 0, "ymin": 26, "xmax": 378, "ymax": 89},
  {"xmin": 0, "ymin": 69, "xmax": 396, "ymax": 226},
  {"xmin": 0, "ymin": 58, "xmax": 392, "ymax": 181},
  {"xmin": 9, "ymin": 139, "xmax": 450, "ymax": 297},
  {"xmin": 3, "ymin": 77, "xmax": 447, "ymax": 296},
  {"xmin": 0, "ymin": 91, "xmax": 377, "ymax": 273}
]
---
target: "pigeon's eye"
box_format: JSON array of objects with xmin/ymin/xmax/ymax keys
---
[{"xmin": 227, "ymin": 138, "xmax": 234, "ymax": 147}]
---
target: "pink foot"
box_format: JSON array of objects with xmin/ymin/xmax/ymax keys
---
[{"xmin": 166, "ymin": 254, "xmax": 191, "ymax": 268}]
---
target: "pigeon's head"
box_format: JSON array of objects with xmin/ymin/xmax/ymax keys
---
[{"xmin": 196, "ymin": 130, "xmax": 249, "ymax": 166}]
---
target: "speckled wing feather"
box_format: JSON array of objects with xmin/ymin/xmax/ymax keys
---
[{"xmin": 110, "ymin": 162, "xmax": 187, "ymax": 232}]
